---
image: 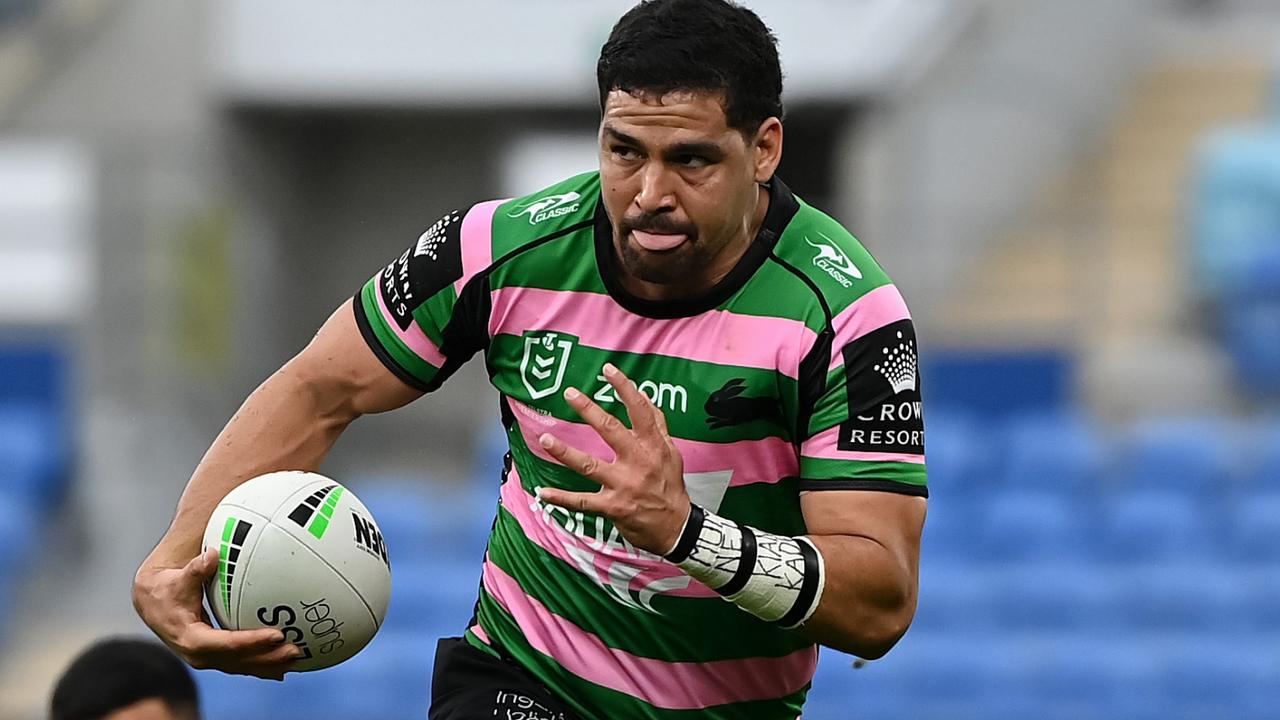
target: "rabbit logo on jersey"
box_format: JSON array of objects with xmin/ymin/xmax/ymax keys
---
[{"xmin": 509, "ymin": 191, "xmax": 583, "ymax": 225}]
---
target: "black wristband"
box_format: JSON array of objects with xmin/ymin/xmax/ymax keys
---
[
  {"xmin": 776, "ymin": 538, "xmax": 822, "ymax": 628},
  {"xmin": 664, "ymin": 503, "xmax": 705, "ymax": 563}
]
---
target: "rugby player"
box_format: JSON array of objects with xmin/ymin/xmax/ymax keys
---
[{"xmin": 133, "ymin": 1, "xmax": 928, "ymax": 717}]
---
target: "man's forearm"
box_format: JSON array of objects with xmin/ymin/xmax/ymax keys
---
[
  {"xmin": 144, "ymin": 363, "xmax": 359, "ymax": 569},
  {"xmin": 798, "ymin": 533, "xmax": 915, "ymax": 658},
  {"xmin": 667, "ymin": 505, "xmax": 916, "ymax": 659}
]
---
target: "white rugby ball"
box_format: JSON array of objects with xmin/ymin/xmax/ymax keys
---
[{"xmin": 202, "ymin": 471, "xmax": 391, "ymax": 671}]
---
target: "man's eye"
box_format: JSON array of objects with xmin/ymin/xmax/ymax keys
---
[
  {"xmin": 677, "ymin": 155, "xmax": 710, "ymax": 168},
  {"xmin": 612, "ymin": 146, "xmax": 640, "ymax": 160}
]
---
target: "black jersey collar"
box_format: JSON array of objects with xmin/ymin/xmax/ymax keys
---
[{"xmin": 593, "ymin": 177, "xmax": 800, "ymax": 319}]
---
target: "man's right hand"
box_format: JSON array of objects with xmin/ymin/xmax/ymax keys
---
[{"xmin": 132, "ymin": 548, "xmax": 302, "ymax": 680}]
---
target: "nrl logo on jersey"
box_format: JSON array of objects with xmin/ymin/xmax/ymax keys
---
[
  {"xmin": 519, "ymin": 331, "xmax": 577, "ymax": 400},
  {"xmin": 805, "ymin": 232, "xmax": 862, "ymax": 288},
  {"xmin": 509, "ymin": 191, "xmax": 583, "ymax": 225}
]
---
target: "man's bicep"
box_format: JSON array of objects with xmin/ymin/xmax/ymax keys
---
[
  {"xmin": 801, "ymin": 490, "xmax": 926, "ymax": 552},
  {"xmin": 289, "ymin": 298, "xmax": 424, "ymax": 415},
  {"xmin": 801, "ymin": 490, "xmax": 926, "ymax": 598}
]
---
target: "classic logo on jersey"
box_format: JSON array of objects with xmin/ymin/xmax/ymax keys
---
[
  {"xmin": 216, "ymin": 516, "xmax": 253, "ymax": 618},
  {"xmin": 508, "ymin": 191, "xmax": 583, "ymax": 225},
  {"xmin": 378, "ymin": 209, "xmax": 464, "ymax": 331},
  {"xmin": 594, "ymin": 371, "xmax": 688, "ymax": 413},
  {"xmin": 519, "ymin": 331, "xmax": 577, "ymax": 400},
  {"xmin": 704, "ymin": 377, "xmax": 781, "ymax": 429},
  {"xmin": 837, "ymin": 320, "xmax": 924, "ymax": 455},
  {"xmin": 806, "ymin": 232, "xmax": 862, "ymax": 288}
]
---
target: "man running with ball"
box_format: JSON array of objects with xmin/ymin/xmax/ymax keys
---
[{"xmin": 133, "ymin": 1, "xmax": 929, "ymax": 717}]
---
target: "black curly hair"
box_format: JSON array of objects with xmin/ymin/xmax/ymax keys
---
[{"xmin": 597, "ymin": 0, "xmax": 785, "ymax": 136}]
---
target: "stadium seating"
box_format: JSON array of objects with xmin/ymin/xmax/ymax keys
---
[
  {"xmin": 1226, "ymin": 492, "xmax": 1280, "ymax": 561},
  {"xmin": 975, "ymin": 491, "xmax": 1093, "ymax": 561},
  {"xmin": 1116, "ymin": 417, "xmax": 1236, "ymax": 494},
  {"xmin": 1100, "ymin": 490, "xmax": 1215, "ymax": 561},
  {"xmin": 1000, "ymin": 412, "xmax": 1105, "ymax": 495},
  {"xmin": 188, "ymin": 407, "xmax": 1280, "ymax": 719},
  {"xmin": 0, "ymin": 345, "xmax": 71, "ymax": 656}
]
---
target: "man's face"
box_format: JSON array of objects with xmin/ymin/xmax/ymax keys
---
[{"xmin": 598, "ymin": 89, "xmax": 779, "ymax": 290}]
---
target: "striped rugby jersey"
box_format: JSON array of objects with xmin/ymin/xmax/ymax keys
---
[{"xmin": 354, "ymin": 171, "xmax": 928, "ymax": 720}]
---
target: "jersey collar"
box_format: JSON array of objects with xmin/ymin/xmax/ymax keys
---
[{"xmin": 593, "ymin": 176, "xmax": 800, "ymax": 319}]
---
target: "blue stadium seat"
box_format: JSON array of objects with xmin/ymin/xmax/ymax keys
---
[
  {"xmin": 1252, "ymin": 421, "xmax": 1280, "ymax": 492},
  {"xmin": 912, "ymin": 565, "xmax": 993, "ymax": 632},
  {"xmin": 1233, "ymin": 567, "xmax": 1280, "ymax": 634},
  {"xmin": 1226, "ymin": 493, "xmax": 1280, "ymax": 561},
  {"xmin": 1225, "ymin": 298, "xmax": 1280, "ymax": 397},
  {"xmin": 998, "ymin": 635, "xmax": 1128, "ymax": 714},
  {"xmin": 921, "ymin": 411, "xmax": 994, "ymax": 493},
  {"xmin": 0, "ymin": 403, "xmax": 65, "ymax": 508},
  {"xmin": 473, "ymin": 421, "xmax": 510, "ymax": 480},
  {"xmin": 809, "ymin": 635, "xmax": 1012, "ymax": 718},
  {"xmin": 983, "ymin": 564, "xmax": 1121, "ymax": 631},
  {"xmin": 304, "ymin": 632, "xmax": 433, "ymax": 718},
  {"xmin": 1101, "ymin": 490, "xmax": 1214, "ymax": 561},
  {"xmin": 975, "ymin": 491, "xmax": 1093, "ymax": 562},
  {"xmin": 0, "ymin": 496, "xmax": 39, "ymax": 574},
  {"xmin": 1111, "ymin": 564, "xmax": 1245, "ymax": 632},
  {"xmin": 195, "ymin": 670, "xmax": 279, "ymax": 718},
  {"xmin": 1117, "ymin": 418, "xmax": 1236, "ymax": 494},
  {"xmin": 383, "ymin": 558, "xmax": 481, "ymax": 636},
  {"xmin": 350, "ymin": 480, "xmax": 493, "ymax": 565},
  {"xmin": 1156, "ymin": 635, "xmax": 1278, "ymax": 717},
  {"xmin": 1001, "ymin": 413, "xmax": 1106, "ymax": 495},
  {"xmin": 918, "ymin": 495, "xmax": 979, "ymax": 563}
]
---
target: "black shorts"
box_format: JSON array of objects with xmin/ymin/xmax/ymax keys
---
[{"xmin": 428, "ymin": 637, "xmax": 584, "ymax": 720}]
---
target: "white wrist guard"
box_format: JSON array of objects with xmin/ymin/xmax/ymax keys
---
[{"xmin": 664, "ymin": 504, "xmax": 826, "ymax": 628}]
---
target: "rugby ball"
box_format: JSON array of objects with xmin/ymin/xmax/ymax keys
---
[{"xmin": 202, "ymin": 471, "xmax": 391, "ymax": 671}]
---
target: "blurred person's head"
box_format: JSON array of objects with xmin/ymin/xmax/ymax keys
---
[
  {"xmin": 596, "ymin": 0, "xmax": 784, "ymax": 296},
  {"xmin": 50, "ymin": 638, "xmax": 200, "ymax": 720}
]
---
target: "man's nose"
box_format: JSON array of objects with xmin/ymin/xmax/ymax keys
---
[{"xmin": 634, "ymin": 162, "xmax": 677, "ymax": 214}]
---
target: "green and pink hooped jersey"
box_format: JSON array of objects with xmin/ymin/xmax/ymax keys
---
[{"xmin": 354, "ymin": 171, "xmax": 928, "ymax": 720}]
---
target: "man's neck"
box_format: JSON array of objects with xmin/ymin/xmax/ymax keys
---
[{"xmin": 618, "ymin": 184, "xmax": 771, "ymax": 302}]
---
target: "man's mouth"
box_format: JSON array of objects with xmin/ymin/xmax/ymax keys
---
[{"xmin": 630, "ymin": 229, "xmax": 688, "ymax": 251}]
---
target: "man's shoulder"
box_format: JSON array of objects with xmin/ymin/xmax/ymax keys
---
[
  {"xmin": 487, "ymin": 171, "xmax": 601, "ymax": 258},
  {"xmin": 770, "ymin": 199, "xmax": 896, "ymax": 317}
]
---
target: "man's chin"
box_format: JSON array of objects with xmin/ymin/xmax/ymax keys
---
[{"xmin": 619, "ymin": 241, "xmax": 696, "ymax": 285}]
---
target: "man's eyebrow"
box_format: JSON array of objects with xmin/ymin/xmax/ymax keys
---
[
  {"xmin": 602, "ymin": 126, "xmax": 642, "ymax": 147},
  {"xmin": 667, "ymin": 141, "xmax": 723, "ymax": 158},
  {"xmin": 602, "ymin": 126, "xmax": 724, "ymax": 158}
]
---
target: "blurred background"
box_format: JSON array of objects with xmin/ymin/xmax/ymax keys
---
[{"xmin": 0, "ymin": 0, "xmax": 1278, "ymax": 717}]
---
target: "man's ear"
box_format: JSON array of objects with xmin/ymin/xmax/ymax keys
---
[{"xmin": 752, "ymin": 117, "xmax": 783, "ymax": 183}]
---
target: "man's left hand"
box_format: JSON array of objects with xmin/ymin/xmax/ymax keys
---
[{"xmin": 535, "ymin": 363, "xmax": 691, "ymax": 556}]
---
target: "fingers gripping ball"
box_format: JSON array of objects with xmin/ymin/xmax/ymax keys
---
[{"xmin": 201, "ymin": 471, "xmax": 391, "ymax": 671}]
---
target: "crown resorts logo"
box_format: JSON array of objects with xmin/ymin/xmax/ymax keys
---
[
  {"xmin": 217, "ymin": 516, "xmax": 253, "ymax": 617},
  {"xmin": 509, "ymin": 191, "xmax": 583, "ymax": 225},
  {"xmin": 414, "ymin": 210, "xmax": 460, "ymax": 259},
  {"xmin": 287, "ymin": 484, "xmax": 345, "ymax": 540},
  {"xmin": 874, "ymin": 331, "xmax": 917, "ymax": 394}
]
